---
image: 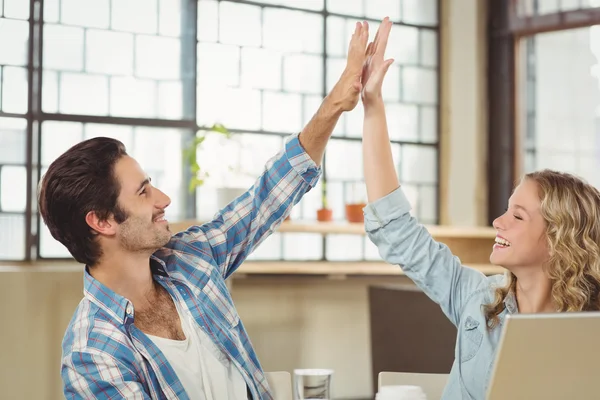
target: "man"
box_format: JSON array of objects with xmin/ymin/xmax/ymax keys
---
[{"xmin": 39, "ymin": 21, "xmax": 373, "ymax": 399}]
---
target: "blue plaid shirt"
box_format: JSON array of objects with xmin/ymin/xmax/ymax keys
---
[{"xmin": 61, "ymin": 134, "xmax": 321, "ymax": 399}]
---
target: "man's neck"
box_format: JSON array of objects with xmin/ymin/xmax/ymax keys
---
[
  {"xmin": 89, "ymin": 250, "xmax": 157, "ymax": 311},
  {"xmin": 512, "ymin": 266, "xmax": 555, "ymax": 313}
]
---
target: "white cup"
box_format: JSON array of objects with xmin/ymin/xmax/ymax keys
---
[{"xmin": 376, "ymin": 385, "xmax": 428, "ymax": 400}]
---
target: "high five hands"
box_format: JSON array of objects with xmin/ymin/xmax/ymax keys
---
[
  {"xmin": 361, "ymin": 17, "xmax": 394, "ymax": 106},
  {"xmin": 327, "ymin": 17, "xmax": 394, "ymax": 112}
]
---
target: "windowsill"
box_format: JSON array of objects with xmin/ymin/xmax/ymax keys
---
[
  {"xmin": 170, "ymin": 220, "xmax": 497, "ymax": 239},
  {"xmin": 0, "ymin": 260, "xmax": 505, "ymax": 277}
]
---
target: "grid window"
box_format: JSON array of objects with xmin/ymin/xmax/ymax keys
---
[
  {"xmin": 0, "ymin": 0, "xmax": 439, "ymax": 262},
  {"xmin": 42, "ymin": 0, "xmax": 188, "ymax": 119},
  {"xmin": 518, "ymin": 27, "xmax": 600, "ymax": 190},
  {"xmin": 515, "ymin": 0, "xmax": 597, "ymax": 17},
  {"xmin": 195, "ymin": 0, "xmax": 440, "ymax": 261},
  {"xmin": 0, "ymin": 117, "xmax": 27, "ymax": 260}
]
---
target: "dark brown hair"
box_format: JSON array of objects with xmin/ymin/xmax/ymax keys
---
[{"xmin": 38, "ymin": 137, "xmax": 129, "ymax": 266}]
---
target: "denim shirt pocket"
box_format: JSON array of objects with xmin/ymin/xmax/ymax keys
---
[{"xmin": 460, "ymin": 315, "xmax": 483, "ymax": 362}]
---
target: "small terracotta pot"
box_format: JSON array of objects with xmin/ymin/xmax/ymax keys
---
[
  {"xmin": 345, "ymin": 203, "xmax": 366, "ymax": 223},
  {"xmin": 316, "ymin": 208, "xmax": 333, "ymax": 222}
]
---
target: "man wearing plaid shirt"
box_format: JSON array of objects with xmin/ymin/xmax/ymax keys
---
[{"xmin": 38, "ymin": 20, "xmax": 376, "ymax": 400}]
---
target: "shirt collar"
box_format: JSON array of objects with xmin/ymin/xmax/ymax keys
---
[{"xmin": 83, "ymin": 255, "xmax": 170, "ymax": 324}]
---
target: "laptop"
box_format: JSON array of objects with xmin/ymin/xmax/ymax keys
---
[{"xmin": 486, "ymin": 311, "xmax": 600, "ymax": 400}]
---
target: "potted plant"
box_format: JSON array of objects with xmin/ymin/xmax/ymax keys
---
[
  {"xmin": 184, "ymin": 124, "xmax": 255, "ymax": 210},
  {"xmin": 345, "ymin": 182, "xmax": 366, "ymax": 223},
  {"xmin": 183, "ymin": 123, "xmax": 231, "ymax": 192},
  {"xmin": 316, "ymin": 180, "xmax": 333, "ymax": 222}
]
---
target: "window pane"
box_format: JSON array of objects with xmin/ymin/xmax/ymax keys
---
[
  {"xmin": 4, "ymin": 0, "xmax": 29, "ymax": 20},
  {"xmin": 327, "ymin": 234, "xmax": 363, "ymax": 261},
  {"xmin": 402, "ymin": 0, "xmax": 438, "ymax": 26},
  {"xmin": 325, "ymin": 57, "xmax": 345, "ymax": 93},
  {"xmin": 159, "ymin": 0, "xmax": 182, "ymax": 37},
  {"xmin": 219, "ymin": 2, "xmax": 261, "ymax": 47},
  {"xmin": 112, "ymin": 0, "xmax": 158, "ymax": 34},
  {"xmin": 246, "ymin": 233, "xmax": 282, "ymax": 260},
  {"xmin": 343, "ymin": 103, "xmax": 362, "ymax": 138},
  {"xmin": 197, "ymin": 43, "xmax": 240, "ymax": 88},
  {"xmin": 256, "ymin": 0, "xmax": 324, "ymax": 11},
  {"xmin": 419, "ymin": 185, "xmax": 437, "ymax": 223},
  {"xmin": 401, "ymin": 145, "xmax": 437, "ymax": 184},
  {"xmin": 42, "ymin": 70, "xmax": 58, "ymax": 113},
  {"xmin": 326, "ymin": 140, "xmax": 363, "ymax": 181},
  {"xmin": 382, "ymin": 64, "xmax": 401, "ymax": 102},
  {"xmin": 44, "ymin": 0, "xmax": 60, "ymax": 23},
  {"xmin": 86, "ymin": 30, "xmax": 134, "ymax": 75},
  {"xmin": 327, "ymin": 0, "xmax": 364, "ymax": 17},
  {"xmin": 0, "ymin": 214, "xmax": 25, "ymax": 260},
  {"xmin": 365, "ymin": 0, "xmax": 401, "ymax": 21},
  {"xmin": 283, "ymin": 233, "xmax": 322, "ymax": 260},
  {"xmin": 0, "ymin": 118, "xmax": 27, "ymax": 164},
  {"xmin": 283, "ymin": 54, "xmax": 323, "ymax": 95},
  {"xmin": 197, "ymin": 0, "xmax": 219, "ymax": 42},
  {"xmin": 403, "ymin": 67, "xmax": 437, "ymax": 104},
  {"xmin": 44, "ymin": 5, "xmax": 186, "ymax": 118},
  {"xmin": 109, "ymin": 77, "xmax": 156, "ymax": 118},
  {"xmin": 43, "ymin": 24, "xmax": 85, "ymax": 71},
  {"xmin": 59, "ymin": 73, "xmax": 109, "ymax": 115},
  {"xmin": 0, "ymin": 19, "xmax": 28, "ymax": 66},
  {"xmin": 241, "ymin": 47, "xmax": 282, "ymax": 91},
  {"xmin": 388, "ymin": 25, "xmax": 419, "ymax": 65},
  {"xmin": 1, "ymin": 166, "xmax": 26, "ymax": 213},
  {"xmin": 2, "ymin": 66, "xmax": 28, "ymax": 114},
  {"xmin": 263, "ymin": 8, "xmax": 323, "ymax": 54},
  {"xmin": 262, "ymin": 92, "xmax": 303, "ymax": 133},
  {"xmin": 136, "ymin": 35, "xmax": 180, "ymax": 80},
  {"xmin": 41, "ymin": 121, "xmax": 84, "ymax": 166},
  {"xmin": 61, "ymin": 0, "xmax": 110, "ymax": 28},
  {"xmin": 387, "ymin": 103, "xmax": 419, "ymax": 142},
  {"xmin": 326, "ymin": 17, "xmax": 346, "ymax": 58},
  {"xmin": 420, "ymin": 106, "xmax": 437, "ymax": 143},
  {"xmin": 420, "ymin": 30, "xmax": 438, "ymax": 67}
]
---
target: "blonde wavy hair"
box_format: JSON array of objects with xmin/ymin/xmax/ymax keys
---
[{"xmin": 484, "ymin": 169, "xmax": 600, "ymax": 329}]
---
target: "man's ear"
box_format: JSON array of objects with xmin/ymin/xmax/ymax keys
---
[{"xmin": 85, "ymin": 211, "xmax": 118, "ymax": 236}]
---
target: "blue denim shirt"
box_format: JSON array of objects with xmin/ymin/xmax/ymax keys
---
[{"xmin": 364, "ymin": 187, "xmax": 517, "ymax": 400}]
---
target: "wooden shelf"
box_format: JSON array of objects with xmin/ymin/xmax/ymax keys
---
[
  {"xmin": 170, "ymin": 220, "xmax": 497, "ymax": 239},
  {"xmin": 0, "ymin": 260, "xmax": 505, "ymax": 277},
  {"xmin": 237, "ymin": 261, "xmax": 504, "ymax": 277}
]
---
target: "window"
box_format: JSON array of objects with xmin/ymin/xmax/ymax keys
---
[
  {"xmin": 488, "ymin": 1, "xmax": 600, "ymax": 221},
  {"xmin": 195, "ymin": 0, "xmax": 440, "ymax": 262},
  {"xmin": 519, "ymin": 28, "xmax": 600, "ymax": 188},
  {"xmin": 0, "ymin": 0, "xmax": 440, "ymax": 262},
  {"xmin": 515, "ymin": 0, "xmax": 600, "ymax": 16},
  {"xmin": 503, "ymin": 3, "xmax": 600, "ymax": 189}
]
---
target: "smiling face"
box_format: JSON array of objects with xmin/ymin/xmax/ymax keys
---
[
  {"xmin": 112, "ymin": 155, "xmax": 172, "ymax": 253},
  {"xmin": 490, "ymin": 178, "xmax": 550, "ymax": 270}
]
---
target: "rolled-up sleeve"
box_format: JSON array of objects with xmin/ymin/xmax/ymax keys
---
[{"xmin": 364, "ymin": 187, "xmax": 488, "ymax": 326}]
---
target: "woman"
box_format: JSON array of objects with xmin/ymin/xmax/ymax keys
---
[{"xmin": 361, "ymin": 18, "xmax": 600, "ymax": 400}]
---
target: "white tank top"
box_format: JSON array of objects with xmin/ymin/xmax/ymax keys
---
[{"xmin": 146, "ymin": 305, "xmax": 248, "ymax": 400}]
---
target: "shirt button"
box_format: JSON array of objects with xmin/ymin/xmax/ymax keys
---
[{"xmin": 126, "ymin": 305, "xmax": 133, "ymax": 315}]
